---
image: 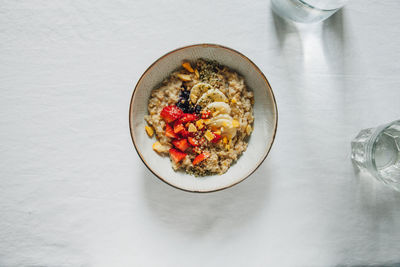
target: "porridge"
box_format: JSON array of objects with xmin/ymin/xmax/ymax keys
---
[{"xmin": 144, "ymin": 59, "xmax": 254, "ymax": 176}]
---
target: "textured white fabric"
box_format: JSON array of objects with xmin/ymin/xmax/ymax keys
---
[{"xmin": 1, "ymin": 0, "xmax": 400, "ymax": 266}]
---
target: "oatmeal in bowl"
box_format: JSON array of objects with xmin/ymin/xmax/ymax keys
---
[
  {"xmin": 144, "ymin": 59, "xmax": 254, "ymax": 176},
  {"xmin": 129, "ymin": 44, "xmax": 277, "ymax": 192}
]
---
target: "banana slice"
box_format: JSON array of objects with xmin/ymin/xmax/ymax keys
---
[
  {"xmin": 189, "ymin": 83, "xmax": 212, "ymax": 104},
  {"xmin": 205, "ymin": 102, "xmax": 231, "ymax": 115},
  {"xmin": 208, "ymin": 115, "xmax": 237, "ymax": 138},
  {"xmin": 196, "ymin": 89, "xmax": 227, "ymax": 107},
  {"xmin": 210, "ymin": 114, "xmax": 232, "ymax": 121},
  {"xmin": 223, "ymin": 127, "xmax": 237, "ymax": 139}
]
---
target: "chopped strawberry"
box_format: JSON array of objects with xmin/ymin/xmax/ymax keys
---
[
  {"xmin": 188, "ymin": 137, "xmax": 199, "ymax": 147},
  {"xmin": 172, "ymin": 139, "xmax": 190, "ymax": 152},
  {"xmin": 160, "ymin": 105, "xmax": 183, "ymax": 123},
  {"xmin": 192, "ymin": 152, "xmax": 210, "ymax": 165},
  {"xmin": 180, "ymin": 113, "xmax": 197, "ymax": 123},
  {"xmin": 211, "ymin": 133, "xmax": 221, "ymax": 143},
  {"xmin": 165, "ymin": 123, "xmax": 177, "ymax": 138},
  {"xmin": 201, "ymin": 111, "xmax": 211, "ymax": 119},
  {"xmin": 169, "ymin": 148, "xmax": 187, "ymax": 163},
  {"xmin": 179, "ymin": 128, "xmax": 191, "ymax": 138},
  {"xmin": 173, "ymin": 122, "xmax": 185, "ymax": 134}
]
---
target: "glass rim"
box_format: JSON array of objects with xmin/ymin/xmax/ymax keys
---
[{"xmin": 369, "ymin": 119, "xmax": 400, "ymax": 182}]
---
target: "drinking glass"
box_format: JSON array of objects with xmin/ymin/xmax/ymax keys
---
[
  {"xmin": 351, "ymin": 120, "xmax": 400, "ymax": 191},
  {"xmin": 271, "ymin": 0, "xmax": 349, "ymax": 23}
]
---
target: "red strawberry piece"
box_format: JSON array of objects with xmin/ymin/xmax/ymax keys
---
[
  {"xmin": 192, "ymin": 152, "xmax": 210, "ymax": 165},
  {"xmin": 188, "ymin": 137, "xmax": 199, "ymax": 147},
  {"xmin": 169, "ymin": 148, "xmax": 187, "ymax": 163},
  {"xmin": 165, "ymin": 123, "xmax": 177, "ymax": 138},
  {"xmin": 201, "ymin": 111, "xmax": 210, "ymax": 119},
  {"xmin": 173, "ymin": 122, "xmax": 185, "ymax": 134},
  {"xmin": 160, "ymin": 105, "xmax": 183, "ymax": 123},
  {"xmin": 211, "ymin": 133, "xmax": 221, "ymax": 143},
  {"xmin": 172, "ymin": 139, "xmax": 190, "ymax": 152},
  {"xmin": 180, "ymin": 113, "xmax": 197, "ymax": 123},
  {"xmin": 179, "ymin": 128, "xmax": 191, "ymax": 138}
]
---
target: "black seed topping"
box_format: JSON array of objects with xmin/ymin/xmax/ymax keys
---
[{"xmin": 194, "ymin": 105, "xmax": 202, "ymax": 114}]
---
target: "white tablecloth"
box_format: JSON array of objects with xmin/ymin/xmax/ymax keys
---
[{"xmin": 1, "ymin": 0, "xmax": 400, "ymax": 266}]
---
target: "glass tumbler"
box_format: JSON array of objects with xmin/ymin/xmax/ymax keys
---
[
  {"xmin": 271, "ymin": 0, "xmax": 349, "ymax": 23},
  {"xmin": 351, "ymin": 120, "xmax": 400, "ymax": 191}
]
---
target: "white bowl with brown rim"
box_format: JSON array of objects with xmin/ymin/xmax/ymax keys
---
[{"xmin": 129, "ymin": 44, "xmax": 278, "ymax": 193}]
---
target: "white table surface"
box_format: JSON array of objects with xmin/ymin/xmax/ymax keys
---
[{"xmin": 1, "ymin": 0, "xmax": 400, "ymax": 266}]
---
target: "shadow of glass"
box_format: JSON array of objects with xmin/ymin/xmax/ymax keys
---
[
  {"xmin": 271, "ymin": 7, "xmax": 346, "ymax": 73},
  {"xmin": 141, "ymin": 163, "xmax": 272, "ymax": 237}
]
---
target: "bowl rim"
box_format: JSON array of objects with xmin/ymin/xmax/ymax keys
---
[{"xmin": 129, "ymin": 43, "xmax": 278, "ymax": 193}]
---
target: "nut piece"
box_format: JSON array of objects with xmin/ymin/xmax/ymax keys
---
[
  {"xmin": 145, "ymin": 125, "xmax": 154, "ymax": 137},
  {"xmin": 195, "ymin": 119, "xmax": 204, "ymax": 130},
  {"xmin": 177, "ymin": 73, "xmax": 192, "ymax": 81},
  {"xmin": 231, "ymin": 98, "xmax": 237, "ymax": 104},
  {"xmin": 188, "ymin": 123, "xmax": 197, "ymax": 132},
  {"xmin": 232, "ymin": 120, "xmax": 240, "ymax": 128},
  {"xmin": 223, "ymin": 136, "xmax": 228, "ymax": 144},
  {"xmin": 204, "ymin": 130, "xmax": 215, "ymax": 142},
  {"xmin": 152, "ymin": 141, "xmax": 169, "ymax": 153},
  {"xmin": 246, "ymin": 124, "xmax": 252, "ymax": 135},
  {"xmin": 194, "ymin": 69, "xmax": 200, "ymax": 79},
  {"xmin": 182, "ymin": 62, "xmax": 194, "ymax": 73}
]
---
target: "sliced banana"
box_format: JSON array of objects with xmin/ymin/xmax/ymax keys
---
[
  {"xmin": 208, "ymin": 115, "xmax": 237, "ymax": 138},
  {"xmin": 205, "ymin": 102, "xmax": 231, "ymax": 115},
  {"xmin": 196, "ymin": 89, "xmax": 227, "ymax": 107},
  {"xmin": 189, "ymin": 83, "xmax": 212, "ymax": 104},
  {"xmin": 211, "ymin": 114, "xmax": 232, "ymax": 121},
  {"xmin": 223, "ymin": 127, "xmax": 237, "ymax": 139}
]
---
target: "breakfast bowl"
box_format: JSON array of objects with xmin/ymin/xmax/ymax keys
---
[{"xmin": 129, "ymin": 44, "xmax": 278, "ymax": 193}]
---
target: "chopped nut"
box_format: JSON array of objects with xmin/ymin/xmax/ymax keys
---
[
  {"xmin": 177, "ymin": 73, "xmax": 192, "ymax": 81},
  {"xmin": 193, "ymin": 147, "xmax": 202, "ymax": 154},
  {"xmin": 182, "ymin": 62, "xmax": 194, "ymax": 73},
  {"xmin": 145, "ymin": 125, "xmax": 154, "ymax": 137},
  {"xmin": 231, "ymin": 98, "xmax": 237, "ymax": 104},
  {"xmin": 246, "ymin": 124, "xmax": 252, "ymax": 135},
  {"xmin": 152, "ymin": 141, "xmax": 169, "ymax": 153},
  {"xmin": 223, "ymin": 136, "xmax": 228, "ymax": 144},
  {"xmin": 225, "ymin": 144, "xmax": 230, "ymax": 150},
  {"xmin": 204, "ymin": 130, "xmax": 215, "ymax": 142},
  {"xmin": 232, "ymin": 120, "xmax": 240, "ymax": 128},
  {"xmin": 195, "ymin": 119, "xmax": 204, "ymax": 129},
  {"xmin": 188, "ymin": 123, "xmax": 197, "ymax": 132},
  {"xmin": 194, "ymin": 69, "xmax": 200, "ymax": 78}
]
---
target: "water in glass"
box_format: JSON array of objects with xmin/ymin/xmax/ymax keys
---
[{"xmin": 271, "ymin": 0, "xmax": 348, "ymax": 23}]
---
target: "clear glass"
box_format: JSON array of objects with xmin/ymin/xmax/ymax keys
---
[
  {"xmin": 351, "ymin": 120, "xmax": 400, "ymax": 192},
  {"xmin": 271, "ymin": 0, "xmax": 349, "ymax": 23}
]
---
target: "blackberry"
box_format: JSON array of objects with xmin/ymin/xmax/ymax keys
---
[
  {"xmin": 194, "ymin": 105, "xmax": 202, "ymax": 114},
  {"xmin": 180, "ymin": 90, "xmax": 190, "ymax": 99}
]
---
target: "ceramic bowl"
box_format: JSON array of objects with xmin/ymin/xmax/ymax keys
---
[{"xmin": 129, "ymin": 44, "xmax": 278, "ymax": 192}]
